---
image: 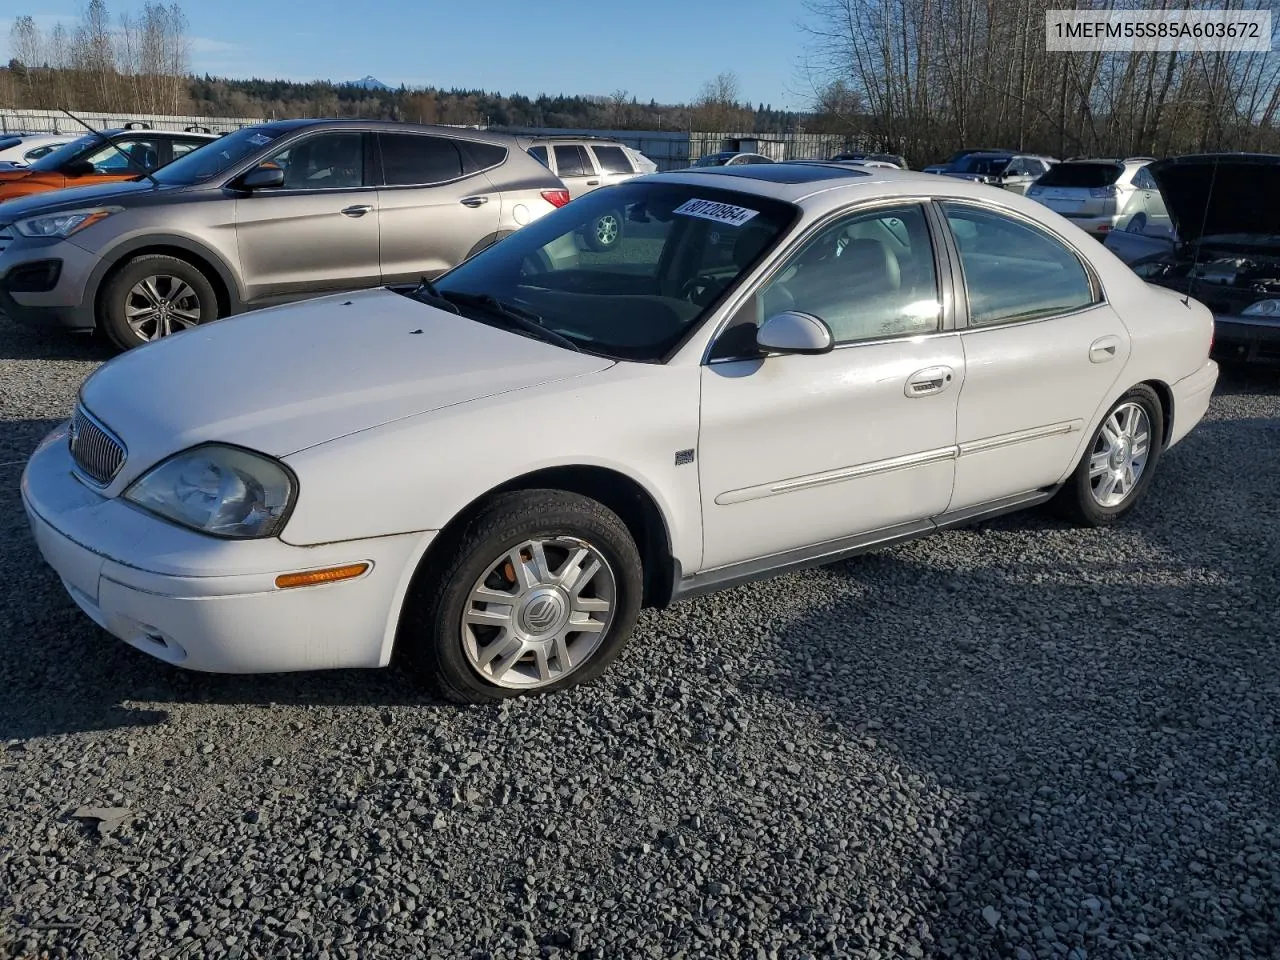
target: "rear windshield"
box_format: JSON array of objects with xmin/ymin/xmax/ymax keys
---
[{"xmin": 1036, "ymin": 162, "xmax": 1123, "ymax": 188}]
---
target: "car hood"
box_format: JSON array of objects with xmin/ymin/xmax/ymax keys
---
[
  {"xmin": 79, "ymin": 288, "xmax": 615, "ymax": 469},
  {"xmin": 1147, "ymin": 154, "xmax": 1280, "ymax": 245},
  {"xmin": 0, "ymin": 177, "xmax": 162, "ymax": 216}
]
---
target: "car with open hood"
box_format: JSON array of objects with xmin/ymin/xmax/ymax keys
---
[
  {"xmin": 1108, "ymin": 153, "xmax": 1280, "ymax": 363},
  {"xmin": 23, "ymin": 163, "xmax": 1216, "ymax": 701}
]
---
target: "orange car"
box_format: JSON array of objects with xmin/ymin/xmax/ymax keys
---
[{"xmin": 0, "ymin": 128, "xmax": 216, "ymax": 203}]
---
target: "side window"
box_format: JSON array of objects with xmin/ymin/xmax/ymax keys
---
[
  {"xmin": 460, "ymin": 141, "xmax": 506, "ymax": 173},
  {"xmin": 942, "ymin": 202, "xmax": 1097, "ymax": 326},
  {"xmin": 527, "ymin": 145, "xmax": 549, "ymax": 168},
  {"xmin": 590, "ymin": 145, "xmax": 634, "ymax": 175},
  {"xmin": 754, "ymin": 204, "xmax": 942, "ymax": 345},
  {"xmin": 86, "ymin": 138, "xmax": 163, "ymax": 173},
  {"xmin": 171, "ymin": 139, "xmax": 205, "ymax": 159},
  {"xmin": 552, "ymin": 144, "xmax": 591, "ymax": 178},
  {"xmin": 1132, "ymin": 167, "xmax": 1154, "ymax": 190},
  {"xmin": 380, "ymin": 133, "xmax": 462, "ymax": 186},
  {"xmin": 269, "ymin": 133, "xmax": 366, "ymax": 190}
]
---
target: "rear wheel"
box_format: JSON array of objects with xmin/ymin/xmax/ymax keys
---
[
  {"xmin": 100, "ymin": 254, "xmax": 219, "ymax": 350},
  {"xmin": 1125, "ymin": 213, "xmax": 1148, "ymax": 234},
  {"xmin": 1054, "ymin": 385, "xmax": 1164, "ymax": 526},
  {"xmin": 403, "ymin": 490, "xmax": 643, "ymax": 702},
  {"xmin": 582, "ymin": 210, "xmax": 623, "ymax": 252}
]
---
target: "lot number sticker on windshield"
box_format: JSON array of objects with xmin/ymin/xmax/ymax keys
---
[{"xmin": 673, "ymin": 198, "xmax": 759, "ymax": 227}]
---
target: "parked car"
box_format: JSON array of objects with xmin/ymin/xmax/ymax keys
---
[
  {"xmin": 1025, "ymin": 157, "xmax": 1165, "ymax": 238},
  {"xmin": 691, "ymin": 151, "xmax": 774, "ymax": 167},
  {"xmin": 923, "ymin": 148, "xmax": 1012, "ymax": 174},
  {"xmin": 0, "ymin": 132, "xmax": 76, "ymax": 166},
  {"xmin": 943, "ymin": 151, "xmax": 1056, "ymax": 194},
  {"xmin": 0, "ymin": 120, "xmax": 566, "ymax": 350},
  {"xmin": 1116, "ymin": 153, "xmax": 1280, "ymax": 363},
  {"xmin": 22, "ymin": 163, "xmax": 1216, "ymax": 701},
  {"xmin": 0, "ymin": 128, "xmax": 217, "ymax": 203},
  {"xmin": 518, "ymin": 135, "xmax": 655, "ymax": 251},
  {"xmin": 830, "ymin": 152, "xmax": 909, "ymax": 169}
]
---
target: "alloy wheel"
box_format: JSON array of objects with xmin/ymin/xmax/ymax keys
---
[
  {"xmin": 1089, "ymin": 401, "xmax": 1151, "ymax": 507},
  {"xmin": 125, "ymin": 274, "xmax": 203, "ymax": 340}
]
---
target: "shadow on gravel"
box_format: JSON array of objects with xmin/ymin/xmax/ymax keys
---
[
  {"xmin": 0, "ymin": 311, "xmax": 115, "ymax": 363},
  {"xmin": 745, "ymin": 417, "xmax": 1280, "ymax": 957}
]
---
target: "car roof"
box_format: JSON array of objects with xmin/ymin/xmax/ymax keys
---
[
  {"xmin": 92, "ymin": 128, "xmax": 217, "ymax": 139},
  {"xmin": 243, "ymin": 118, "xmax": 519, "ymax": 145}
]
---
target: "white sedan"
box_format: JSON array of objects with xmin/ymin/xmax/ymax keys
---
[{"xmin": 23, "ymin": 164, "xmax": 1218, "ymax": 701}]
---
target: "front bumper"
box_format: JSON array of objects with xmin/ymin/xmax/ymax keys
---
[
  {"xmin": 0, "ymin": 235, "xmax": 98, "ymax": 330},
  {"xmin": 1168, "ymin": 359, "xmax": 1218, "ymax": 450},
  {"xmin": 1211, "ymin": 313, "xmax": 1280, "ymax": 364},
  {"xmin": 21, "ymin": 425, "xmax": 435, "ymax": 673}
]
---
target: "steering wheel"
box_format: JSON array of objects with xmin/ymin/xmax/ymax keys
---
[{"xmin": 680, "ymin": 274, "xmax": 725, "ymax": 305}]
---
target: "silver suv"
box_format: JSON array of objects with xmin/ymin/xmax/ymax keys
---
[
  {"xmin": 1026, "ymin": 158, "xmax": 1165, "ymax": 238},
  {"xmin": 517, "ymin": 136, "xmax": 655, "ymax": 251},
  {"xmin": 0, "ymin": 119, "xmax": 567, "ymax": 349}
]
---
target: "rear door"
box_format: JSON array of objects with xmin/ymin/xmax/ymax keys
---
[
  {"xmin": 551, "ymin": 144, "xmax": 600, "ymax": 199},
  {"xmin": 374, "ymin": 131, "xmax": 502, "ymax": 282},
  {"xmin": 233, "ymin": 130, "xmax": 381, "ymax": 300},
  {"xmin": 939, "ymin": 201, "xmax": 1131, "ymax": 509}
]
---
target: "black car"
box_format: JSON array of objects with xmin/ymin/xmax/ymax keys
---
[{"xmin": 1126, "ymin": 154, "xmax": 1280, "ymax": 364}]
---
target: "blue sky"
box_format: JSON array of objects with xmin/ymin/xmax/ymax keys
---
[{"xmin": 3, "ymin": 0, "xmax": 812, "ymax": 108}]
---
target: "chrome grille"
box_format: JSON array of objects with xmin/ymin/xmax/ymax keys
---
[
  {"xmin": 0, "ymin": 224, "xmax": 12, "ymax": 256},
  {"xmin": 70, "ymin": 405, "xmax": 126, "ymax": 485}
]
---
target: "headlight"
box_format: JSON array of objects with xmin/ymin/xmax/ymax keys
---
[
  {"xmin": 124, "ymin": 444, "xmax": 295, "ymax": 539},
  {"xmin": 1241, "ymin": 299, "xmax": 1280, "ymax": 317},
  {"xmin": 13, "ymin": 206, "xmax": 121, "ymax": 239}
]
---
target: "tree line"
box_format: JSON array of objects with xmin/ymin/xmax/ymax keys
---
[{"xmin": 800, "ymin": 0, "xmax": 1280, "ymax": 164}]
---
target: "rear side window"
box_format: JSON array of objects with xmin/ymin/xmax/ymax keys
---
[
  {"xmin": 380, "ymin": 133, "xmax": 462, "ymax": 186},
  {"xmin": 942, "ymin": 202, "xmax": 1097, "ymax": 326},
  {"xmin": 460, "ymin": 141, "xmax": 506, "ymax": 174},
  {"xmin": 172, "ymin": 139, "xmax": 205, "ymax": 159},
  {"xmin": 527, "ymin": 145, "xmax": 549, "ymax": 167},
  {"xmin": 1036, "ymin": 162, "xmax": 1123, "ymax": 188},
  {"xmin": 552, "ymin": 144, "xmax": 592, "ymax": 177},
  {"xmin": 590, "ymin": 145, "xmax": 633, "ymax": 175},
  {"xmin": 1132, "ymin": 167, "xmax": 1156, "ymax": 189}
]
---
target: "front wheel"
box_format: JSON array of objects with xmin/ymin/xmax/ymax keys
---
[
  {"xmin": 404, "ymin": 490, "xmax": 643, "ymax": 702},
  {"xmin": 1054, "ymin": 385, "xmax": 1164, "ymax": 526},
  {"xmin": 100, "ymin": 254, "xmax": 219, "ymax": 350}
]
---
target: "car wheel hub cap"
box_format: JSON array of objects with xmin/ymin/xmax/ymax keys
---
[
  {"xmin": 461, "ymin": 536, "xmax": 616, "ymax": 690},
  {"xmin": 125, "ymin": 274, "xmax": 202, "ymax": 341},
  {"xmin": 1089, "ymin": 401, "xmax": 1151, "ymax": 508}
]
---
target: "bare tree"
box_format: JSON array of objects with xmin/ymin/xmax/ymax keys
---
[{"xmin": 692, "ymin": 71, "xmax": 749, "ymax": 132}]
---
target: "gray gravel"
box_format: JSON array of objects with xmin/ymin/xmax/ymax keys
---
[{"xmin": 1, "ymin": 311, "xmax": 1278, "ymax": 959}]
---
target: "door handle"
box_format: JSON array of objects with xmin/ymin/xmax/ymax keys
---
[
  {"xmin": 1089, "ymin": 335, "xmax": 1121, "ymax": 363},
  {"xmin": 340, "ymin": 204, "xmax": 373, "ymax": 217},
  {"xmin": 460, "ymin": 195, "xmax": 489, "ymax": 208},
  {"xmin": 586, "ymin": 179, "xmax": 600, "ymax": 186},
  {"xmin": 905, "ymin": 365, "xmax": 954, "ymax": 398}
]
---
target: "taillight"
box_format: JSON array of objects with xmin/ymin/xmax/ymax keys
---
[
  {"xmin": 540, "ymin": 189, "xmax": 570, "ymax": 208},
  {"xmin": 1089, "ymin": 185, "xmax": 1118, "ymax": 198}
]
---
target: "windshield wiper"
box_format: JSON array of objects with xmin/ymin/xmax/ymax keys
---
[
  {"xmin": 409, "ymin": 276, "xmax": 461, "ymax": 314},
  {"xmin": 441, "ymin": 291, "xmax": 581, "ymax": 353}
]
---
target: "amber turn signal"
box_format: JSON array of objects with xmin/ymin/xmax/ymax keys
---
[{"xmin": 274, "ymin": 562, "xmax": 370, "ymax": 589}]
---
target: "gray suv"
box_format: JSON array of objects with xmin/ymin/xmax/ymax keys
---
[{"xmin": 0, "ymin": 119, "xmax": 568, "ymax": 349}]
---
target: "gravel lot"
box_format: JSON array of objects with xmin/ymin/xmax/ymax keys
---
[{"xmin": 1, "ymin": 312, "xmax": 1277, "ymax": 960}]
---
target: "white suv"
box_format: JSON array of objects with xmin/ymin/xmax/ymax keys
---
[{"xmin": 519, "ymin": 136, "xmax": 657, "ymax": 250}]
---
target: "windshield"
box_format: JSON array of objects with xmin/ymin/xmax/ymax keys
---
[
  {"xmin": 1036, "ymin": 162, "xmax": 1123, "ymax": 188},
  {"xmin": 431, "ymin": 181, "xmax": 796, "ymax": 362},
  {"xmin": 693, "ymin": 153, "xmax": 733, "ymax": 167},
  {"xmin": 29, "ymin": 133, "xmax": 98, "ymax": 172},
  {"xmin": 955, "ymin": 155, "xmax": 1011, "ymax": 175},
  {"xmin": 152, "ymin": 126, "xmax": 284, "ymax": 184}
]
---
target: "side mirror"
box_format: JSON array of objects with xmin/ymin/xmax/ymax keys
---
[
  {"xmin": 756, "ymin": 311, "xmax": 834, "ymax": 355},
  {"xmin": 63, "ymin": 160, "xmax": 95, "ymax": 177},
  {"xmin": 240, "ymin": 166, "xmax": 284, "ymax": 190}
]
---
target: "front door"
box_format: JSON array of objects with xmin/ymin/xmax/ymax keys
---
[
  {"xmin": 697, "ymin": 203, "xmax": 964, "ymax": 570},
  {"xmin": 939, "ymin": 201, "xmax": 1132, "ymax": 509},
  {"xmin": 374, "ymin": 132, "xmax": 502, "ymax": 282},
  {"xmin": 234, "ymin": 130, "xmax": 380, "ymax": 301}
]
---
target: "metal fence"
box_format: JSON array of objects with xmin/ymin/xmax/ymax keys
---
[{"xmin": 0, "ymin": 108, "xmax": 262, "ymax": 135}]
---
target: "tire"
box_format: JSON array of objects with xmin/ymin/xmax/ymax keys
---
[
  {"xmin": 1125, "ymin": 213, "xmax": 1148, "ymax": 235},
  {"xmin": 1053, "ymin": 384, "xmax": 1164, "ymax": 526},
  {"xmin": 403, "ymin": 490, "xmax": 643, "ymax": 703},
  {"xmin": 100, "ymin": 254, "xmax": 219, "ymax": 350},
  {"xmin": 582, "ymin": 209, "xmax": 624, "ymax": 252}
]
